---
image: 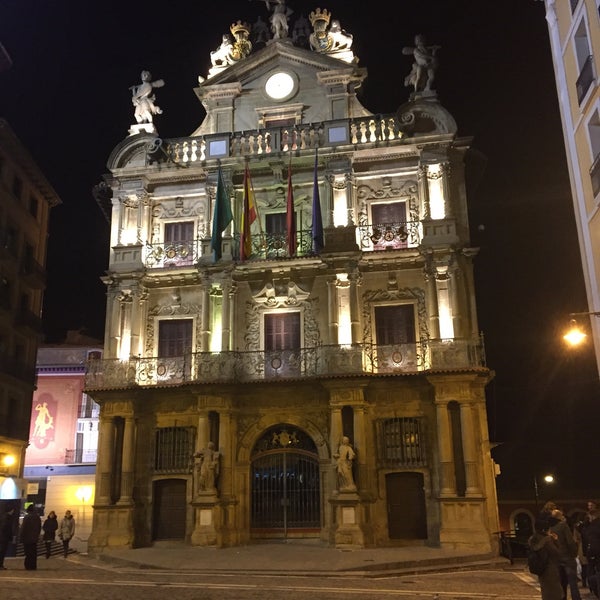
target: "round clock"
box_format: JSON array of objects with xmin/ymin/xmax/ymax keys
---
[{"xmin": 264, "ymin": 71, "xmax": 295, "ymax": 100}]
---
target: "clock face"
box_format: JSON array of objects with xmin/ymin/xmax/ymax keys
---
[{"xmin": 265, "ymin": 71, "xmax": 295, "ymax": 100}]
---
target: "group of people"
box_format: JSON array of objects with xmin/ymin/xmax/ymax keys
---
[
  {"xmin": 0, "ymin": 505, "xmax": 75, "ymax": 571},
  {"xmin": 529, "ymin": 499, "xmax": 600, "ymax": 600}
]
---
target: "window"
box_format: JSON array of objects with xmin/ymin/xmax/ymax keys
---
[
  {"xmin": 154, "ymin": 426, "xmax": 195, "ymax": 472},
  {"xmin": 588, "ymin": 110, "xmax": 600, "ymax": 196},
  {"xmin": 29, "ymin": 195, "xmax": 38, "ymax": 219},
  {"xmin": 0, "ymin": 276, "xmax": 10, "ymax": 309},
  {"xmin": 264, "ymin": 312, "xmax": 301, "ymax": 377},
  {"xmin": 164, "ymin": 221, "xmax": 194, "ymax": 266},
  {"xmin": 369, "ymin": 201, "xmax": 409, "ymax": 250},
  {"xmin": 574, "ymin": 21, "xmax": 594, "ymax": 104},
  {"xmin": 158, "ymin": 319, "xmax": 193, "ymax": 357},
  {"xmin": 374, "ymin": 305, "xmax": 416, "ymax": 345},
  {"xmin": 265, "ymin": 212, "xmax": 289, "ymax": 258},
  {"xmin": 378, "ymin": 417, "xmax": 426, "ymax": 467}
]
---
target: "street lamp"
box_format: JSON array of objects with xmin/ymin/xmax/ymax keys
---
[
  {"xmin": 563, "ymin": 311, "xmax": 600, "ymax": 347},
  {"xmin": 533, "ymin": 474, "xmax": 555, "ymax": 511}
]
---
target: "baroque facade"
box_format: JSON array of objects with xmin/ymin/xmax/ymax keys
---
[{"xmin": 86, "ymin": 5, "xmax": 499, "ymax": 554}]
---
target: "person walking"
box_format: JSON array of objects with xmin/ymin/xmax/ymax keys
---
[
  {"xmin": 0, "ymin": 505, "xmax": 16, "ymax": 569},
  {"xmin": 20, "ymin": 505, "xmax": 41, "ymax": 570},
  {"xmin": 529, "ymin": 516, "xmax": 563, "ymax": 600},
  {"xmin": 549, "ymin": 509, "xmax": 582, "ymax": 600},
  {"xmin": 59, "ymin": 510, "xmax": 75, "ymax": 558},
  {"xmin": 42, "ymin": 511, "xmax": 58, "ymax": 559}
]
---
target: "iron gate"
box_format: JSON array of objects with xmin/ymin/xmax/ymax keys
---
[{"xmin": 251, "ymin": 449, "xmax": 320, "ymax": 533}]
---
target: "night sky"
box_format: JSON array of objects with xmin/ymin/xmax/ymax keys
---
[{"xmin": 1, "ymin": 0, "xmax": 598, "ymax": 495}]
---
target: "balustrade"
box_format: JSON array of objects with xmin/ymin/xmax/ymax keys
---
[{"xmin": 85, "ymin": 338, "xmax": 486, "ymax": 390}]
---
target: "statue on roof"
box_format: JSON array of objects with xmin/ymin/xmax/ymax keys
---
[
  {"xmin": 265, "ymin": 0, "xmax": 292, "ymax": 40},
  {"xmin": 402, "ymin": 35, "xmax": 440, "ymax": 93},
  {"xmin": 130, "ymin": 71, "xmax": 164, "ymax": 124},
  {"xmin": 210, "ymin": 34, "xmax": 235, "ymax": 69}
]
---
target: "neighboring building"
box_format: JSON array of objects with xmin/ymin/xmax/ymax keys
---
[
  {"xmin": 0, "ymin": 119, "xmax": 60, "ymax": 500},
  {"xmin": 541, "ymin": 0, "xmax": 600, "ymax": 371},
  {"xmin": 86, "ymin": 6, "xmax": 499, "ymax": 555},
  {"xmin": 23, "ymin": 331, "xmax": 102, "ymax": 547}
]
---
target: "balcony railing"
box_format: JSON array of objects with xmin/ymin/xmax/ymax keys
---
[
  {"xmin": 576, "ymin": 55, "xmax": 595, "ymax": 104},
  {"xmin": 84, "ymin": 338, "xmax": 486, "ymax": 390},
  {"xmin": 143, "ymin": 221, "xmax": 422, "ymax": 268},
  {"xmin": 64, "ymin": 449, "xmax": 97, "ymax": 464},
  {"xmin": 163, "ymin": 114, "xmax": 405, "ymax": 164}
]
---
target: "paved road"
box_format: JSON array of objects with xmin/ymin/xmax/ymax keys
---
[{"xmin": 0, "ymin": 556, "xmax": 547, "ymax": 599}]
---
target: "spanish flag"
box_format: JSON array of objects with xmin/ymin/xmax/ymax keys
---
[{"xmin": 239, "ymin": 164, "xmax": 257, "ymax": 260}]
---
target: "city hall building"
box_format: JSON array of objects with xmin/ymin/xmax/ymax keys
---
[{"xmin": 86, "ymin": 4, "xmax": 499, "ymax": 554}]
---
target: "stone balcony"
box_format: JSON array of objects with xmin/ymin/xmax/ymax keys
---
[{"xmin": 84, "ymin": 337, "xmax": 486, "ymax": 391}]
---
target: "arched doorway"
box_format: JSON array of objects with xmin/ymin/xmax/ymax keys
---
[
  {"xmin": 251, "ymin": 425, "xmax": 320, "ymax": 537},
  {"xmin": 152, "ymin": 478, "xmax": 186, "ymax": 540}
]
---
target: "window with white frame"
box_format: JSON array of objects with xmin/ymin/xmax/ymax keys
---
[{"xmin": 264, "ymin": 312, "xmax": 301, "ymax": 377}]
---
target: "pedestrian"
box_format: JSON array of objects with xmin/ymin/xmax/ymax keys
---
[
  {"xmin": 42, "ymin": 510, "xmax": 58, "ymax": 558},
  {"xmin": 59, "ymin": 510, "xmax": 75, "ymax": 558},
  {"xmin": 20, "ymin": 505, "xmax": 41, "ymax": 570},
  {"xmin": 548, "ymin": 508, "xmax": 582, "ymax": 600},
  {"xmin": 0, "ymin": 504, "xmax": 17, "ymax": 570},
  {"xmin": 585, "ymin": 510, "xmax": 600, "ymax": 598},
  {"xmin": 529, "ymin": 516, "xmax": 563, "ymax": 600}
]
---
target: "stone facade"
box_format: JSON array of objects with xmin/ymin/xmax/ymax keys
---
[{"xmin": 86, "ymin": 5, "xmax": 499, "ymax": 556}]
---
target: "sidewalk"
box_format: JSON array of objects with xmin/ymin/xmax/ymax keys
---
[{"xmin": 82, "ymin": 540, "xmax": 511, "ymax": 577}]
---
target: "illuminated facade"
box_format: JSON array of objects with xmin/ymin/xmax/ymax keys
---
[
  {"xmin": 22, "ymin": 332, "xmax": 101, "ymax": 543},
  {"xmin": 541, "ymin": 0, "xmax": 600, "ymax": 371},
  {"xmin": 0, "ymin": 120, "xmax": 60, "ymax": 500},
  {"xmin": 86, "ymin": 7, "xmax": 499, "ymax": 554}
]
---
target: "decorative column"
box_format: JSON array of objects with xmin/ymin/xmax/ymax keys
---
[
  {"xmin": 118, "ymin": 416, "xmax": 135, "ymax": 505},
  {"xmin": 425, "ymin": 262, "xmax": 440, "ymax": 339},
  {"xmin": 200, "ymin": 282, "xmax": 211, "ymax": 351},
  {"xmin": 459, "ymin": 403, "xmax": 481, "ymax": 496},
  {"xmin": 440, "ymin": 161, "xmax": 452, "ymax": 218},
  {"xmin": 448, "ymin": 263, "xmax": 463, "ymax": 339},
  {"xmin": 95, "ymin": 415, "xmax": 115, "ymax": 505},
  {"xmin": 435, "ymin": 400, "xmax": 455, "ymax": 496},
  {"xmin": 327, "ymin": 278, "xmax": 338, "ymax": 343},
  {"xmin": 349, "ymin": 269, "xmax": 361, "ymax": 344},
  {"xmin": 221, "ymin": 282, "xmax": 231, "ymax": 352},
  {"xmin": 352, "ymin": 404, "xmax": 368, "ymax": 492},
  {"xmin": 418, "ymin": 164, "xmax": 430, "ymax": 219}
]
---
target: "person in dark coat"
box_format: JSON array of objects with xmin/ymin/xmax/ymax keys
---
[
  {"xmin": 529, "ymin": 516, "xmax": 563, "ymax": 600},
  {"xmin": 20, "ymin": 505, "xmax": 41, "ymax": 570},
  {"xmin": 585, "ymin": 510, "xmax": 600, "ymax": 598},
  {"xmin": 0, "ymin": 505, "xmax": 16, "ymax": 569},
  {"xmin": 42, "ymin": 511, "xmax": 58, "ymax": 559},
  {"xmin": 549, "ymin": 509, "xmax": 582, "ymax": 600}
]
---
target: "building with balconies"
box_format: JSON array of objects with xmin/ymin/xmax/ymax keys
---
[
  {"xmin": 541, "ymin": 0, "xmax": 600, "ymax": 371},
  {"xmin": 22, "ymin": 331, "xmax": 102, "ymax": 546},
  {"xmin": 0, "ymin": 119, "xmax": 60, "ymax": 500},
  {"xmin": 86, "ymin": 6, "xmax": 499, "ymax": 555}
]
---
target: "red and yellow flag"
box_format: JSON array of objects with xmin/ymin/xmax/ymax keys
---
[{"xmin": 240, "ymin": 165, "xmax": 257, "ymax": 260}]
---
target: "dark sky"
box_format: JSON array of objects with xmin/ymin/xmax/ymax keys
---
[{"xmin": 1, "ymin": 0, "xmax": 598, "ymax": 494}]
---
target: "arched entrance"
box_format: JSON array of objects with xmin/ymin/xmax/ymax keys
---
[
  {"xmin": 251, "ymin": 424, "xmax": 320, "ymax": 537},
  {"xmin": 152, "ymin": 478, "xmax": 186, "ymax": 540}
]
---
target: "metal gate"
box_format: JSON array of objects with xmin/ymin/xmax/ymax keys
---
[{"xmin": 250, "ymin": 426, "xmax": 320, "ymax": 535}]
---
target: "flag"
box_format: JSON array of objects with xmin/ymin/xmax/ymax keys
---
[
  {"xmin": 239, "ymin": 164, "xmax": 257, "ymax": 260},
  {"xmin": 286, "ymin": 162, "xmax": 296, "ymax": 256},
  {"xmin": 210, "ymin": 166, "xmax": 233, "ymax": 261},
  {"xmin": 311, "ymin": 148, "xmax": 324, "ymax": 253}
]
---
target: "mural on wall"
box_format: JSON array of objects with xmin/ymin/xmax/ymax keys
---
[{"xmin": 30, "ymin": 393, "xmax": 57, "ymax": 449}]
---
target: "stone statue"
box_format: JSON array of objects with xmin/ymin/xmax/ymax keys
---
[
  {"xmin": 195, "ymin": 442, "xmax": 220, "ymax": 493},
  {"xmin": 402, "ymin": 35, "xmax": 440, "ymax": 93},
  {"xmin": 265, "ymin": 0, "xmax": 292, "ymax": 40},
  {"xmin": 334, "ymin": 436, "xmax": 356, "ymax": 492},
  {"xmin": 328, "ymin": 20, "xmax": 353, "ymax": 52},
  {"xmin": 130, "ymin": 70, "xmax": 164, "ymax": 124},
  {"xmin": 210, "ymin": 34, "xmax": 234, "ymax": 68}
]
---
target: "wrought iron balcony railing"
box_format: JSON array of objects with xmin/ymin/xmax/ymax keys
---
[
  {"xmin": 84, "ymin": 338, "xmax": 486, "ymax": 391},
  {"xmin": 64, "ymin": 449, "xmax": 97, "ymax": 464},
  {"xmin": 143, "ymin": 221, "xmax": 422, "ymax": 268}
]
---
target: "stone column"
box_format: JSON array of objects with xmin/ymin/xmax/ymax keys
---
[
  {"xmin": 327, "ymin": 278, "xmax": 338, "ymax": 344},
  {"xmin": 200, "ymin": 283, "xmax": 211, "ymax": 352},
  {"xmin": 459, "ymin": 403, "xmax": 481, "ymax": 496},
  {"xmin": 95, "ymin": 416, "xmax": 115, "ymax": 505},
  {"xmin": 435, "ymin": 401, "xmax": 455, "ymax": 496},
  {"xmin": 221, "ymin": 282, "xmax": 231, "ymax": 352},
  {"xmin": 448, "ymin": 264, "xmax": 463, "ymax": 338},
  {"xmin": 118, "ymin": 416, "xmax": 135, "ymax": 505},
  {"xmin": 418, "ymin": 164, "xmax": 430, "ymax": 219},
  {"xmin": 425, "ymin": 264, "xmax": 440, "ymax": 339},
  {"xmin": 349, "ymin": 270, "xmax": 361, "ymax": 344},
  {"xmin": 352, "ymin": 404, "xmax": 367, "ymax": 492},
  {"xmin": 440, "ymin": 161, "xmax": 452, "ymax": 218}
]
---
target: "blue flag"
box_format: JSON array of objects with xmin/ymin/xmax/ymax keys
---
[
  {"xmin": 311, "ymin": 148, "xmax": 324, "ymax": 253},
  {"xmin": 211, "ymin": 166, "xmax": 233, "ymax": 261}
]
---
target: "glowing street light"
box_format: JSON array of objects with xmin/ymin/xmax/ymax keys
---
[
  {"xmin": 534, "ymin": 474, "xmax": 555, "ymax": 510},
  {"xmin": 562, "ymin": 312, "xmax": 600, "ymax": 347}
]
